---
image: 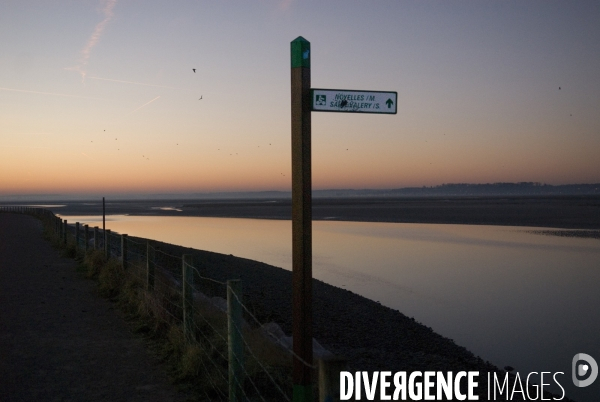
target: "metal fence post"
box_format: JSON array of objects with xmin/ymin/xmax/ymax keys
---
[
  {"xmin": 182, "ymin": 254, "xmax": 194, "ymax": 343},
  {"xmin": 227, "ymin": 279, "xmax": 244, "ymax": 402}
]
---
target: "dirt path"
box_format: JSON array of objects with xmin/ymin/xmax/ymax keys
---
[{"xmin": 0, "ymin": 213, "xmax": 190, "ymax": 401}]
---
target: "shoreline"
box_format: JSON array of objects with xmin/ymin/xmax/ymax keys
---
[{"xmin": 5, "ymin": 195, "xmax": 600, "ymax": 230}]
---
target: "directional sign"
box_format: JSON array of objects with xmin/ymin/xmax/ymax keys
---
[{"xmin": 311, "ymin": 88, "xmax": 397, "ymax": 114}]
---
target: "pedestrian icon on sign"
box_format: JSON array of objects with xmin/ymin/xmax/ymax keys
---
[{"xmin": 315, "ymin": 95, "xmax": 326, "ymax": 106}]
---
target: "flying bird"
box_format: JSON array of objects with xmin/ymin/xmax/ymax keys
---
[
  {"xmin": 559, "ymin": 87, "xmax": 561, "ymax": 90},
  {"xmin": 199, "ymin": 96, "xmax": 202, "ymax": 100},
  {"xmin": 193, "ymin": 68, "xmax": 196, "ymax": 73}
]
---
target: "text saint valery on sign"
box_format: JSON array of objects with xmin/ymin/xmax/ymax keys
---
[{"xmin": 311, "ymin": 88, "xmax": 397, "ymax": 114}]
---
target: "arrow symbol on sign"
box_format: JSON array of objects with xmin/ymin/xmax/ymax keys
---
[{"xmin": 386, "ymin": 98, "xmax": 394, "ymax": 109}]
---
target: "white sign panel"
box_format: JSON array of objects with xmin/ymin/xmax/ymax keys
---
[{"xmin": 311, "ymin": 89, "xmax": 397, "ymax": 114}]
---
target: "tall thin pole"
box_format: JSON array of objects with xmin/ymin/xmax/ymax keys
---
[{"xmin": 291, "ymin": 36, "xmax": 312, "ymax": 402}]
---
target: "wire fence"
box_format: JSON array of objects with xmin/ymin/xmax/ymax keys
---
[{"xmin": 0, "ymin": 206, "xmax": 345, "ymax": 402}]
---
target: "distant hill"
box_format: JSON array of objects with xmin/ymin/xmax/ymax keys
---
[
  {"xmin": 1, "ymin": 182, "xmax": 599, "ymax": 202},
  {"xmin": 313, "ymin": 182, "xmax": 600, "ymax": 198}
]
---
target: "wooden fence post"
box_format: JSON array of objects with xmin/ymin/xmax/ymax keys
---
[
  {"xmin": 121, "ymin": 234, "xmax": 128, "ymax": 270},
  {"xmin": 84, "ymin": 225, "xmax": 89, "ymax": 252},
  {"xmin": 75, "ymin": 222, "xmax": 80, "ymax": 251},
  {"xmin": 146, "ymin": 241, "xmax": 155, "ymax": 291},
  {"xmin": 63, "ymin": 220, "xmax": 68, "ymax": 245},
  {"xmin": 227, "ymin": 279, "xmax": 244, "ymax": 402},
  {"xmin": 182, "ymin": 254, "xmax": 194, "ymax": 343},
  {"xmin": 318, "ymin": 357, "xmax": 348, "ymax": 402},
  {"xmin": 93, "ymin": 227, "xmax": 98, "ymax": 250}
]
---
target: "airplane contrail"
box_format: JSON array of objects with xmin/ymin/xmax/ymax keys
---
[
  {"xmin": 0, "ymin": 87, "xmax": 109, "ymax": 100},
  {"xmin": 67, "ymin": 0, "xmax": 117, "ymax": 82},
  {"xmin": 128, "ymin": 96, "xmax": 160, "ymax": 114},
  {"xmin": 89, "ymin": 76, "xmax": 181, "ymax": 90}
]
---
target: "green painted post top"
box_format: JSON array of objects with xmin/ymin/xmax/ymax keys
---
[{"xmin": 291, "ymin": 36, "xmax": 310, "ymax": 68}]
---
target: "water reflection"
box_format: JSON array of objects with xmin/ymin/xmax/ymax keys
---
[
  {"xmin": 59, "ymin": 214, "xmax": 600, "ymax": 401},
  {"xmin": 151, "ymin": 207, "xmax": 182, "ymax": 212},
  {"xmin": 16, "ymin": 204, "xmax": 66, "ymax": 208}
]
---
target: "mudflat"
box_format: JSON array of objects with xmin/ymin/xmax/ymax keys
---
[
  {"xmin": 40, "ymin": 195, "xmax": 600, "ymax": 229},
  {"xmin": 180, "ymin": 196, "xmax": 600, "ymax": 229},
  {"xmin": 0, "ymin": 213, "xmax": 189, "ymax": 401}
]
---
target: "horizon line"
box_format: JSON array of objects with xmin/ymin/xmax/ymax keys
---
[{"xmin": 1, "ymin": 181, "xmax": 599, "ymax": 201}]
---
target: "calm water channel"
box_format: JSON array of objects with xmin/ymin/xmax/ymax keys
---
[{"xmin": 60, "ymin": 213, "xmax": 600, "ymax": 401}]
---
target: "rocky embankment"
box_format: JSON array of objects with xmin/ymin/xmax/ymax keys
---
[{"xmin": 141, "ymin": 236, "xmax": 573, "ymax": 401}]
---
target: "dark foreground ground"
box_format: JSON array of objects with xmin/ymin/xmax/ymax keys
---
[
  {"xmin": 0, "ymin": 214, "xmax": 191, "ymax": 401},
  {"xmin": 16, "ymin": 195, "xmax": 600, "ymax": 229}
]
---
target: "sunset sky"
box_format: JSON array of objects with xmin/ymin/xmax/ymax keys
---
[{"xmin": 1, "ymin": 1, "xmax": 599, "ymax": 197}]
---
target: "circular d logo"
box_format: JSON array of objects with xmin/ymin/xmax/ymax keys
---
[{"xmin": 572, "ymin": 353, "xmax": 598, "ymax": 387}]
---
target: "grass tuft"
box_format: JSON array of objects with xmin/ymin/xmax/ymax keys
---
[
  {"xmin": 83, "ymin": 249, "xmax": 106, "ymax": 278},
  {"xmin": 97, "ymin": 258, "xmax": 124, "ymax": 298}
]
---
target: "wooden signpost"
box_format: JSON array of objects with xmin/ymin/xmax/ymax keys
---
[{"xmin": 290, "ymin": 36, "xmax": 396, "ymax": 402}]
